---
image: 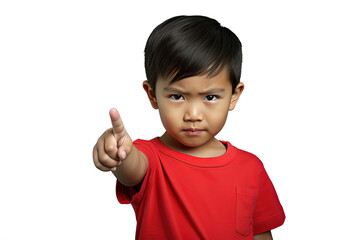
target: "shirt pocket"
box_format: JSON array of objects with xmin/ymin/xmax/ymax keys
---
[{"xmin": 235, "ymin": 188, "xmax": 256, "ymax": 236}]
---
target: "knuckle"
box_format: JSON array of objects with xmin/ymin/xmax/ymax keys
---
[
  {"xmin": 94, "ymin": 160, "xmax": 104, "ymax": 170},
  {"xmin": 98, "ymin": 132, "xmax": 105, "ymax": 142},
  {"xmin": 93, "ymin": 142, "xmax": 100, "ymax": 152},
  {"xmin": 105, "ymin": 143, "xmax": 117, "ymax": 154},
  {"xmin": 99, "ymin": 153, "xmax": 109, "ymax": 164},
  {"xmin": 94, "ymin": 160, "xmax": 110, "ymax": 172},
  {"xmin": 99, "ymin": 153, "xmax": 116, "ymax": 167},
  {"xmin": 105, "ymin": 128, "xmax": 114, "ymax": 136}
]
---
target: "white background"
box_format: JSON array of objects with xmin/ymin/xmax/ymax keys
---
[{"xmin": 1, "ymin": 0, "xmax": 359, "ymax": 239}]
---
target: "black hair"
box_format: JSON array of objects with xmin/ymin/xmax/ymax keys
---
[{"xmin": 144, "ymin": 15, "xmax": 242, "ymax": 93}]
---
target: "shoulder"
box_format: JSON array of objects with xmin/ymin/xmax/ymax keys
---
[
  {"xmin": 133, "ymin": 138, "xmax": 157, "ymax": 147},
  {"xmin": 133, "ymin": 138, "xmax": 159, "ymax": 160},
  {"xmin": 133, "ymin": 138, "xmax": 153, "ymax": 146},
  {"xmin": 226, "ymin": 141, "xmax": 265, "ymax": 172}
]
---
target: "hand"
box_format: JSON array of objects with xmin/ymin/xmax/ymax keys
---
[{"xmin": 93, "ymin": 108, "xmax": 133, "ymax": 172}]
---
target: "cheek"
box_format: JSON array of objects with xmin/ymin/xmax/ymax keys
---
[
  {"xmin": 158, "ymin": 104, "xmax": 180, "ymax": 129},
  {"xmin": 207, "ymin": 106, "xmax": 229, "ymax": 131}
]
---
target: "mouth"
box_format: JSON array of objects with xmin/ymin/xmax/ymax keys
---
[{"xmin": 183, "ymin": 128, "xmax": 205, "ymax": 136}]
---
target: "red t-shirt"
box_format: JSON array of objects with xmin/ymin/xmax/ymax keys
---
[{"xmin": 116, "ymin": 138, "xmax": 285, "ymax": 239}]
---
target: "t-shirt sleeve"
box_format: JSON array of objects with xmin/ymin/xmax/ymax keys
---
[
  {"xmin": 115, "ymin": 139, "xmax": 156, "ymax": 205},
  {"xmin": 253, "ymin": 166, "xmax": 286, "ymax": 234}
]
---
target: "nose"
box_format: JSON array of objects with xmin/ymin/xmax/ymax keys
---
[{"xmin": 184, "ymin": 103, "xmax": 203, "ymax": 122}]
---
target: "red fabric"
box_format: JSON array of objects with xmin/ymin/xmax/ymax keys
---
[{"xmin": 116, "ymin": 138, "xmax": 285, "ymax": 239}]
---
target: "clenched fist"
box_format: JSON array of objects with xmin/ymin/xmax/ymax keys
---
[{"xmin": 93, "ymin": 108, "xmax": 133, "ymax": 172}]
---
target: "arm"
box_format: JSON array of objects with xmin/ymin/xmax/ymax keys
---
[
  {"xmin": 254, "ymin": 231, "xmax": 272, "ymax": 240},
  {"xmin": 93, "ymin": 108, "xmax": 149, "ymax": 186}
]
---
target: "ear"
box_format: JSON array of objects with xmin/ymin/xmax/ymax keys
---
[
  {"xmin": 229, "ymin": 82, "xmax": 244, "ymax": 111},
  {"xmin": 143, "ymin": 81, "xmax": 158, "ymax": 109}
]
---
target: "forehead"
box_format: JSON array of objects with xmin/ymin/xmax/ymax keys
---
[{"xmin": 156, "ymin": 68, "xmax": 231, "ymax": 92}]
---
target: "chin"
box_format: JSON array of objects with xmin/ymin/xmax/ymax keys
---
[{"xmin": 178, "ymin": 137, "xmax": 210, "ymax": 148}]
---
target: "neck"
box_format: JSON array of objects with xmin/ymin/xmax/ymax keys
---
[{"xmin": 159, "ymin": 132, "xmax": 226, "ymax": 158}]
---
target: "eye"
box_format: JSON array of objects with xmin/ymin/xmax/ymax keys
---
[
  {"xmin": 204, "ymin": 95, "xmax": 218, "ymax": 102},
  {"xmin": 169, "ymin": 94, "xmax": 184, "ymax": 101}
]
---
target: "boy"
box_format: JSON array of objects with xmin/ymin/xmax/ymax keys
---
[{"xmin": 93, "ymin": 15, "xmax": 285, "ymax": 239}]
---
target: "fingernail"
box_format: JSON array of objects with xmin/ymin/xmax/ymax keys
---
[
  {"xmin": 111, "ymin": 167, "xmax": 116, "ymax": 171},
  {"xmin": 117, "ymin": 160, "xmax": 122, "ymax": 166}
]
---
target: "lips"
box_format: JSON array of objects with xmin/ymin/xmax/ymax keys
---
[{"xmin": 183, "ymin": 128, "xmax": 204, "ymax": 136}]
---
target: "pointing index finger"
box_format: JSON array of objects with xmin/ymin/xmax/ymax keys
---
[{"xmin": 109, "ymin": 108, "xmax": 125, "ymax": 142}]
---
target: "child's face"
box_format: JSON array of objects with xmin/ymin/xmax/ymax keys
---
[{"xmin": 143, "ymin": 68, "xmax": 244, "ymax": 149}]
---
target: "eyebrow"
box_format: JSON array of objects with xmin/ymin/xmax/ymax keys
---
[
  {"xmin": 200, "ymin": 88, "xmax": 226, "ymax": 94},
  {"xmin": 163, "ymin": 87, "xmax": 225, "ymax": 95},
  {"xmin": 163, "ymin": 87, "xmax": 184, "ymax": 94}
]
